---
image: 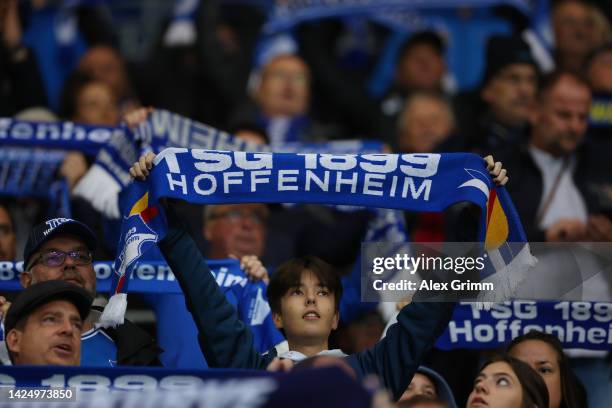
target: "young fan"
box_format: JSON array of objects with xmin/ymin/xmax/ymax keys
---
[{"xmin": 130, "ymin": 153, "xmax": 508, "ymax": 400}]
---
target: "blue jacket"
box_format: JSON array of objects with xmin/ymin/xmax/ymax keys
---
[{"xmin": 159, "ymin": 225, "xmax": 455, "ymax": 400}]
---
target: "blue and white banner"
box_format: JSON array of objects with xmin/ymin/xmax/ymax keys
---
[
  {"xmin": 263, "ymin": 0, "xmax": 531, "ymax": 33},
  {"xmin": 117, "ymin": 109, "xmax": 382, "ymax": 187},
  {"xmin": 0, "ymin": 148, "xmax": 71, "ymax": 218},
  {"xmin": 100, "ymin": 148, "xmax": 534, "ymax": 327},
  {"xmin": 0, "ymin": 365, "xmax": 371, "ymax": 408},
  {"xmin": 436, "ymin": 301, "xmax": 612, "ymax": 351},
  {"xmin": 0, "ymin": 260, "xmax": 260, "ymax": 294},
  {"xmin": 0, "ymin": 149, "xmax": 64, "ymax": 194},
  {"xmin": 0, "ymin": 260, "xmax": 284, "ymax": 356},
  {"xmin": 148, "ymin": 150, "xmax": 490, "ymax": 211},
  {"xmin": 72, "ymin": 109, "xmax": 384, "ymax": 218},
  {"xmin": 0, "ymin": 112, "xmax": 383, "ymax": 220},
  {"xmin": 0, "ymin": 118, "xmax": 117, "ymax": 156}
]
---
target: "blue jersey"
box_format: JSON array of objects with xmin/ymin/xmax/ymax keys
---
[
  {"xmin": 0, "ymin": 322, "xmax": 117, "ymax": 366},
  {"xmin": 81, "ymin": 328, "xmax": 117, "ymax": 367}
]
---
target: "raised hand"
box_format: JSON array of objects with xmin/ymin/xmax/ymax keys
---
[
  {"xmin": 129, "ymin": 152, "xmax": 156, "ymax": 180},
  {"xmin": 484, "ymin": 155, "xmax": 509, "ymax": 186}
]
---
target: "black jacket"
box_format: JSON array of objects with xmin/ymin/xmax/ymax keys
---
[
  {"xmin": 103, "ymin": 322, "xmax": 163, "ymax": 366},
  {"xmin": 91, "ymin": 306, "xmax": 163, "ymax": 366},
  {"xmin": 0, "ymin": 43, "xmax": 47, "ymax": 116}
]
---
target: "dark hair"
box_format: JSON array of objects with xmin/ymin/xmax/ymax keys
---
[
  {"xmin": 507, "ymin": 331, "xmax": 587, "ymax": 408},
  {"xmin": 478, "ymin": 355, "xmax": 549, "ymax": 408},
  {"xmin": 229, "ymin": 122, "xmax": 270, "ymax": 145},
  {"xmin": 481, "ymin": 35, "xmax": 537, "ymax": 86},
  {"xmin": 58, "ymin": 72, "xmax": 108, "ymax": 120},
  {"xmin": 0, "ymin": 199, "xmax": 15, "ymax": 226},
  {"xmin": 399, "ymin": 31, "xmax": 445, "ymax": 59},
  {"xmin": 538, "ymin": 70, "xmax": 591, "ymax": 101},
  {"xmin": 267, "ymin": 256, "xmax": 342, "ymax": 314},
  {"xmin": 398, "ymin": 395, "xmax": 447, "ymax": 408}
]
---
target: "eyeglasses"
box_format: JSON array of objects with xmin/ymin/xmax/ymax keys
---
[
  {"xmin": 30, "ymin": 250, "xmax": 93, "ymax": 269},
  {"xmin": 208, "ymin": 209, "xmax": 267, "ymax": 225}
]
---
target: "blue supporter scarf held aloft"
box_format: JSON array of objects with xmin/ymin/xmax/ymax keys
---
[
  {"xmin": 0, "ymin": 112, "xmax": 383, "ymax": 213},
  {"xmin": 0, "ymin": 260, "xmax": 270, "ymax": 295},
  {"xmin": 436, "ymin": 301, "xmax": 612, "ymax": 351},
  {"xmin": 263, "ymin": 0, "xmax": 531, "ymax": 33},
  {"xmin": 0, "ymin": 259, "xmax": 284, "ymax": 362},
  {"xmin": 0, "ymin": 148, "xmax": 72, "ymax": 218},
  {"xmin": 0, "ymin": 118, "xmax": 117, "ymax": 155},
  {"xmin": 100, "ymin": 148, "xmax": 535, "ymax": 327},
  {"xmin": 71, "ymin": 109, "xmax": 383, "ymax": 218},
  {"xmin": 1, "ymin": 262, "xmax": 607, "ymax": 351}
]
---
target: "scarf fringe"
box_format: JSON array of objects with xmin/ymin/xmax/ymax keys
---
[
  {"xmin": 97, "ymin": 293, "xmax": 127, "ymax": 328},
  {"xmin": 474, "ymin": 245, "xmax": 538, "ymax": 310}
]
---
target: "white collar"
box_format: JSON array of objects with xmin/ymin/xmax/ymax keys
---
[{"xmin": 278, "ymin": 348, "xmax": 348, "ymax": 362}]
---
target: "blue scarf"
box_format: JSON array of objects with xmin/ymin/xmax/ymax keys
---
[
  {"xmin": 0, "ymin": 365, "xmax": 371, "ymax": 407},
  {"xmin": 0, "ymin": 113, "xmax": 382, "ymax": 219},
  {"xmin": 0, "ymin": 118, "xmax": 116, "ymax": 155},
  {"xmin": 0, "ymin": 259, "xmax": 284, "ymax": 365},
  {"xmin": 1, "ymin": 264, "xmax": 608, "ymax": 351},
  {"xmin": 0, "ymin": 147, "xmax": 71, "ymax": 218},
  {"xmin": 100, "ymin": 148, "xmax": 535, "ymax": 326},
  {"xmin": 436, "ymin": 301, "xmax": 612, "ymax": 351},
  {"xmin": 263, "ymin": 0, "xmax": 531, "ymax": 34},
  {"xmin": 71, "ymin": 110, "xmax": 383, "ymax": 218}
]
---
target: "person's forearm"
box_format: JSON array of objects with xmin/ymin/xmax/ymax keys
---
[
  {"xmin": 349, "ymin": 300, "xmax": 455, "ymax": 401},
  {"xmin": 159, "ymin": 226, "xmax": 266, "ymax": 369},
  {"xmin": 391, "ymin": 301, "xmax": 455, "ymax": 399}
]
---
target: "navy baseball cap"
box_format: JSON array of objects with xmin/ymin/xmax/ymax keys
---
[
  {"xmin": 4, "ymin": 280, "xmax": 93, "ymax": 335},
  {"xmin": 482, "ymin": 35, "xmax": 537, "ymax": 85},
  {"xmin": 23, "ymin": 218, "xmax": 97, "ymax": 270}
]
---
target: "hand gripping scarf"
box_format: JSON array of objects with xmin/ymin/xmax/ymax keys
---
[{"xmin": 99, "ymin": 148, "xmax": 536, "ymax": 327}]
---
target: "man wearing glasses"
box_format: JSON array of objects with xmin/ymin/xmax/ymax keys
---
[
  {"xmin": 21, "ymin": 219, "xmax": 98, "ymax": 294},
  {"xmin": 204, "ymin": 204, "xmax": 269, "ymax": 264},
  {"xmin": 0, "ymin": 217, "xmax": 161, "ymax": 366},
  {"xmin": 147, "ymin": 203, "xmax": 273, "ymax": 368}
]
